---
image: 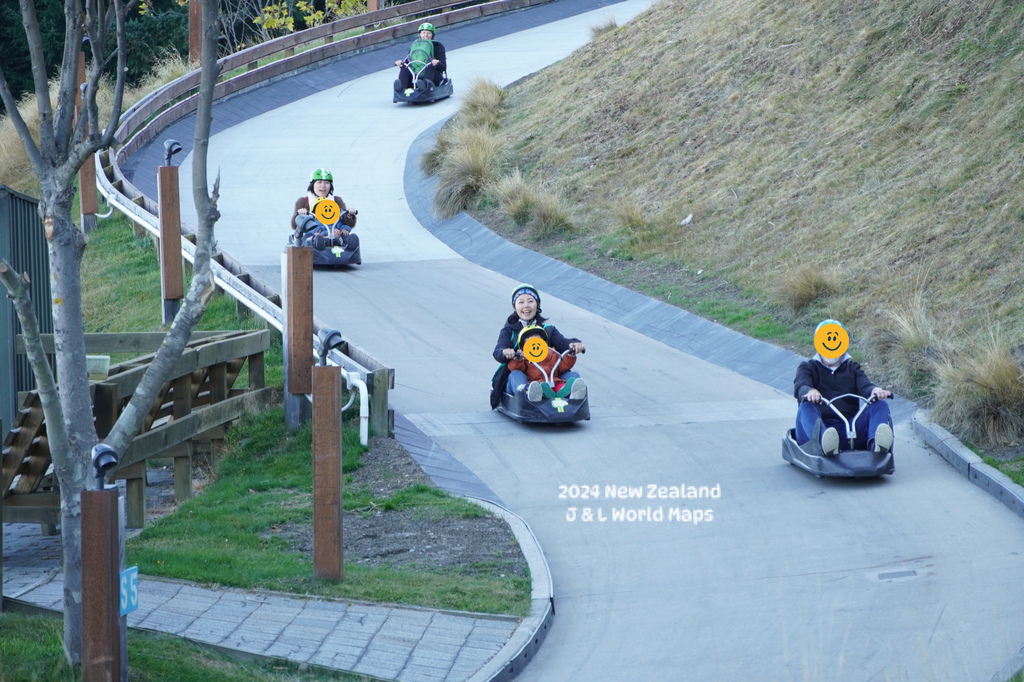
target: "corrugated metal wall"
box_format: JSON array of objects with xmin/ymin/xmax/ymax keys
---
[{"xmin": 0, "ymin": 186, "xmax": 54, "ymax": 435}]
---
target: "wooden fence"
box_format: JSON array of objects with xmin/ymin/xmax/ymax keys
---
[{"xmin": 1, "ymin": 330, "xmax": 271, "ymax": 530}]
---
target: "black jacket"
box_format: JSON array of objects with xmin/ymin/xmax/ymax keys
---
[
  {"xmin": 793, "ymin": 355, "xmax": 877, "ymax": 419},
  {"xmin": 490, "ymin": 314, "xmax": 579, "ymax": 409}
]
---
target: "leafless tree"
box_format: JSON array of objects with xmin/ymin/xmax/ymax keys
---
[{"xmin": 0, "ymin": 0, "xmax": 221, "ymax": 663}]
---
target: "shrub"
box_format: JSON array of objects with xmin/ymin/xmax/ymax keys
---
[
  {"xmin": 865, "ymin": 296, "xmax": 946, "ymax": 396},
  {"xmin": 531, "ymin": 190, "xmax": 572, "ymax": 238},
  {"xmin": 432, "ymin": 127, "xmax": 503, "ymax": 219},
  {"xmin": 777, "ymin": 265, "xmax": 838, "ymax": 313},
  {"xmin": 589, "ymin": 16, "xmax": 618, "ymax": 38},
  {"xmin": 932, "ymin": 339, "xmax": 1024, "ymax": 448},
  {"xmin": 489, "ymin": 170, "xmax": 536, "ymax": 225},
  {"xmin": 461, "ymin": 78, "xmax": 507, "ymax": 130}
]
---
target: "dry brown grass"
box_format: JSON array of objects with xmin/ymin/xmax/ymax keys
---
[
  {"xmin": 432, "ymin": 126, "xmax": 503, "ymax": 219},
  {"xmin": 494, "ymin": 0, "xmax": 1024, "ymax": 344},
  {"xmin": 865, "ymin": 294, "xmax": 949, "ymax": 396},
  {"xmin": 589, "ymin": 16, "xmax": 618, "ymax": 39},
  {"xmin": 932, "ymin": 339, "xmax": 1024, "ymax": 448},
  {"xmin": 488, "ymin": 170, "xmax": 536, "ymax": 225},
  {"xmin": 777, "ymin": 265, "xmax": 838, "ymax": 313},
  {"xmin": 460, "ymin": 78, "xmax": 507, "ymax": 130},
  {"xmin": 531, "ymin": 190, "xmax": 571, "ymax": 238},
  {"xmin": 0, "ymin": 54, "xmax": 189, "ymax": 193},
  {"xmin": 420, "ymin": 124, "xmax": 452, "ymax": 177},
  {"xmin": 612, "ymin": 197, "xmax": 648, "ymax": 232}
]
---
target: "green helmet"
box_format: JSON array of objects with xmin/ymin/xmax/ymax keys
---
[
  {"xmin": 309, "ymin": 168, "xmax": 333, "ymax": 182},
  {"xmin": 418, "ymin": 22, "xmax": 435, "ymax": 35}
]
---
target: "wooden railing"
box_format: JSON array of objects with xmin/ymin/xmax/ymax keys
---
[{"xmin": 2, "ymin": 330, "xmax": 272, "ymax": 530}]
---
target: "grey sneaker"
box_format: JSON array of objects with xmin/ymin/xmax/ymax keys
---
[
  {"xmin": 569, "ymin": 378, "xmax": 587, "ymax": 400},
  {"xmin": 527, "ymin": 381, "xmax": 543, "ymax": 402},
  {"xmin": 874, "ymin": 423, "xmax": 894, "ymax": 454},
  {"xmin": 821, "ymin": 427, "xmax": 840, "ymax": 456}
]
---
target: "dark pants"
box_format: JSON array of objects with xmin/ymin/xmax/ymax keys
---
[
  {"xmin": 397, "ymin": 64, "xmax": 443, "ymax": 90},
  {"xmin": 795, "ymin": 400, "xmax": 892, "ymax": 451}
]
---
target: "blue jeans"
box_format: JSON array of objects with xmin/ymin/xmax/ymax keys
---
[
  {"xmin": 795, "ymin": 400, "xmax": 892, "ymax": 451},
  {"xmin": 507, "ymin": 370, "xmax": 580, "ymax": 393}
]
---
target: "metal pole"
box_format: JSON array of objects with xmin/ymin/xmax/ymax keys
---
[
  {"xmin": 157, "ymin": 166, "xmax": 183, "ymax": 324},
  {"xmin": 313, "ymin": 365, "xmax": 344, "ymax": 581}
]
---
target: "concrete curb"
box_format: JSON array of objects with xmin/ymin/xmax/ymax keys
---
[
  {"xmin": 912, "ymin": 409, "xmax": 1024, "ymax": 682},
  {"xmin": 912, "ymin": 409, "xmax": 1024, "ymax": 522},
  {"xmin": 463, "ymin": 499, "xmax": 554, "ymax": 682}
]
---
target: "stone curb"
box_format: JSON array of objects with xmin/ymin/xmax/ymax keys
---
[
  {"xmin": 462, "ymin": 498, "xmax": 554, "ymax": 682},
  {"xmin": 912, "ymin": 409, "xmax": 1024, "ymax": 522},
  {"xmin": 912, "ymin": 410, "xmax": 1024, "ymax": 682}
]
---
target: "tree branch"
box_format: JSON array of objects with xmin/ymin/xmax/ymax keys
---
[
  {"xmin": 18, "ymin": 0, "xmax": 57, "ymax": 160},
  {"xmin": 105, "ymin": 0, "xmax": 221, "ymax": 454},
  {"xmin": 53, "ymin": 0, "xmax": 85, "ymax": 158},
  {"xmin": 0, "ymin": 66, "xmax": 47, "ymax": 177}
]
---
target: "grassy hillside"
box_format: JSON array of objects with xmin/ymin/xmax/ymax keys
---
[{"xmin": 433, "ymin": 0, "xmax": 1024, "ymax": 448}]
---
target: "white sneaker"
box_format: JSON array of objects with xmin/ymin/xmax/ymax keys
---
[
  {"xmin": 874, "ymin": 423, "xmax": 893, "ymax": 454},
  {"xmin": 821, "ymin": 427, "xmax": 840, "ymax": 456},
  {"xmin": 527, "ymin": 381, "xmax": 543, "ymax": 402},
  {"xmin": 569, "ymin": 378, "xmax": 587, "ymax": 400}
]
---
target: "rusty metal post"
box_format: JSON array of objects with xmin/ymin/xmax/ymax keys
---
[
  {"xmin": 157, "ymin": 166, "xmax": 183, "ymax": 324},
  {"xmin": 283, "ymin": 248, "xmax": 312, "ymax": 429},
  {"xmin": 313, "ymin": 366, "xmax": 344, "ymax": 580},
  {"xmin": 77, "ymin": 50, "xmax": 98, "ymax": 234},
  {"xmin": 188, "ymin": 0, "xmax": 202, "ymax": 66},
  {"xmin": 82, "ymin": 488, "xmax": 123, "ymax": 681}
]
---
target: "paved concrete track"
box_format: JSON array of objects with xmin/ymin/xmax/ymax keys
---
[{"xmin": 156, "ymin": 1, "xmax": 1024, "ymax": 679}]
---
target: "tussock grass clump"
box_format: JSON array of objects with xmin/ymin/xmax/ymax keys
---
[
  {"xmin": 460, "ymin": 77, "xmax": 507, "ymax": 129},
  {"xmin": 612, "ymin": 198, "xmax": 648, "ymax": 232},
  {"xmin": 777, "ymin": 266, "xmax": 838, "ymax": 313},
  {"xmin": 932, "ymin": 340, "xmax": 1024, "ymax": 448},
  {"xmin": 420, "ymin": 124, "xmax": 452, "ymax": 176},
  {"xmin": 531, "ymin": 190, "xmax": 572, "ymax": 238},
  {"xmin": 866, "ymin": 296, "xmax": 947, "ymax": 396},
  {"xmin": 489, "ymin": 169, "xmax": 536, "ymax": 225},
  {"xmin": 589, "ymin": 16, "xmax": 618, "ymax": 38},
  {"xmin": 432, "ymin": 126, "xmax": 503, "ymax": 219}
]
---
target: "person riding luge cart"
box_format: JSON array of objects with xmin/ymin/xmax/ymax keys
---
[
  {"xmin": 393, "ymin": 22, "xmax": 453, "ymax": 104},
  {"xmin": 288, "ymin": 169, "xmax": 360, "ymax": 266},
  {"xmin": 490, "ymin": 284, "xmax": 590, "ymax": 424}
]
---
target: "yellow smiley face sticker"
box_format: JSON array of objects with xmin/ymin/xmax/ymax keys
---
[
  {"xmin": 813, "ymin": 319, "xmax": 849, "ymax": 360},
  {"xmin": 313, "ymin": 198, "xmax": 341, "ymax": 226},
  {"xmin": 522, "ymin": 336, "xmax": 549, "ymax": 363}
]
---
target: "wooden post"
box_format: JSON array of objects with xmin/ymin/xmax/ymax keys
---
[
  {"xmin": 171, "ymin": 375, "xmax": 193, "ymax": 502},
  {"xmin": 367, "ymin": 0, "xmax": 378, "ymax": 11},
  {"xmin": 157, "ymin": 166, "xmax": 183, "ymax": 325},
  {"xmin": 188, "ymin": 0, "xmax": 202, "ymax": 66},
  {"xmin": 82, "ymin": 488, "xmax": 124, "ymax": 681},
  {"xmin": 77, "ymin": 50, "xmax": 98, "ymax": 234},
  {"xmin": 313, "ymin": 366, "xmax": 343, "ymax": 581},
  {"xmin": 283, "ymin": 248, "xmax": 312, "ymax": 429},
  {"xmin": 370, "ymin": 367, "xmax": 391, "ymax": 437}
]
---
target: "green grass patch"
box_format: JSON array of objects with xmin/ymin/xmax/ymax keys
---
[
  {"xmin": 82, "ymin": 211, "xmax": 284, "ymax": 387},
  {"xmin": 127, "ymin": 408, "xmax": 530, "ymax": 616},
  {"xmin": 0, "ymin": 612, "xmax": 367, "ymax": 681}
]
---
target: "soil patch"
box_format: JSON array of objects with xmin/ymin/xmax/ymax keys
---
[{"xmin": 143, "ymin": 437, "xmax": 529, "ymax": 579}]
